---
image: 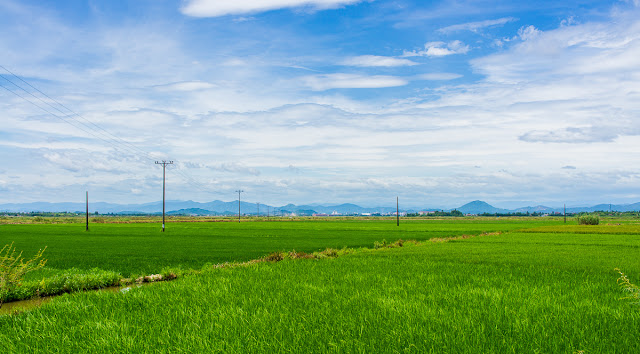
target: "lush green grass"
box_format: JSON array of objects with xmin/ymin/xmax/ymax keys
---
[
  {"xmin": 1, "ymin": 228, "xmax": 638, "ymax": 352},
  {"xmin": 0, "ymin": 218, "xmax": 553, "ymax": 277}
]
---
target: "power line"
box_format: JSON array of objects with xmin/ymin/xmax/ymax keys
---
[
  {"xmin": 0, "ymin": 68, "xmax": 156, "ymax": 162},
  {"xmin": 1, "ymin": 65, "xmax": 224, "ymax": 197},
  {"xmin": 0, "ymin": 79, "xmax": 137, "ymax": 157}
]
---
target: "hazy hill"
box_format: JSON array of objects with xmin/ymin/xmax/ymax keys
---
[
  {"xmin": 2, "ymin": 200, "xmax": 640, "ymax": 215},
  {"xmin": 457, "ymin": 200, "xmax": 509, "ymax": 214}
]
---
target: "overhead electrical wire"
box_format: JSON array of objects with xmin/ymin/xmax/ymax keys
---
[
  {"xmin": 0, "ymin": 64, "xmax": 156, "ymax": 162},
  {"xmin": 0, "ymin": 65, "xmax": 220, "ymax": 196}
]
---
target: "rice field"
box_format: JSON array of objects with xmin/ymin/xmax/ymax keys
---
[
  {"xmin": 0, "ymin": 218, "xmax": 550, "ymax": 277},
  {"xmin": 1, "ymin": 217, "xmax": 639, "ymax": 352}
]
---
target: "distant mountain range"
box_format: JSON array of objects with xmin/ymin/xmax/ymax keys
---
[
  {"xmin": 453, "ymin": 200, "xmax": 640, "ymax": 215},
  {"xmin": 1, "ymin": 199, "xmax": 639, "ymax": 215}
]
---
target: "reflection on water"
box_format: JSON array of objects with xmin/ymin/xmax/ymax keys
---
[
  {"xmin": 0, "ymin": 297, "xmax": 51, "ymax": 315},
  {"xmin": 0, "ymin": 283, "xmax": 151, "ymax": 316}
]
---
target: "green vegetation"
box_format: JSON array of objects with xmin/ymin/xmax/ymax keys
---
[
  {"xmin": 0, "ymin": 218, "xmax": 547, "ymax": 277},
  {"xmin": 406, "ymin": 210, "xmax": 464, "ymax": 217},
  {"xmin": 4, "ymin": 268, "xmax": 121, "ymax": 303},
  {"xmin": 0, "ymin": 218, "xmax": 545, "ymax": 302},
  {"xmin": 0, "ymin": 243, "xmax": 47, "ymax": 308},
  {"xmin": 0, "ymin": 217, "xmax": 638, "ymax": 352},
  {"xmin": 616, "ymin": 268, "xmax": 640, "ymax": 305},
  {"xmin": 578, "ymin": 214, "xmax": 600, "ymax": 225},
  {"xmin": 0, "ymin": 225, "xmax": 638, "ymax": 352}
]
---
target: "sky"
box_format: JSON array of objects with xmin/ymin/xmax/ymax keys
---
[{"xmin": 1, "ymin": 0, "xmax": 640, "ymax": 209}]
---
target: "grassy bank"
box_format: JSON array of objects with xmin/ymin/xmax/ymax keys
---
[{"xmin": 1, "ymin": 226, "xmax": 639, "ymax": 352}]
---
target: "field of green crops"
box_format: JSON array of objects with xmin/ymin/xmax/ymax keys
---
[
  {"xmin": 0, "ymin": 218, "xmax": 550, "ymax": 276},
  {"xmin": 1, "ymin": 217, "xmax": 639, "ymax": 352}
]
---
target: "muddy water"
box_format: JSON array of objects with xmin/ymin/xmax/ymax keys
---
[
  {"xmin": 0, "ymin": 297, "xmax": 52, "ymax": 315},
  {"xmin": 0, "ymin": 284, "xmax": 151, "ymax": 316}
]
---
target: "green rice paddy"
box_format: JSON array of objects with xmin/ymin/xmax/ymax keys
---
[
  {"xmin": 0, "ymin": 218, "xmax": 549, "ymax": 276},
  {"xmin": 1, "ymin": 217, "xmax": 639, "ymax": 352}
]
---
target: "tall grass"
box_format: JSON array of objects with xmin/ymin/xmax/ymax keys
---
[
  {"xmin": 0, "ymin": 219, "xmax": 550, "ymax": 277},
  {"xmin": 577, "ymin": 215, "xmax": 600, "ymax": 225},
  {"xmin": 1, "ymin": 230, "xmax": 638, "ymax": 352}
]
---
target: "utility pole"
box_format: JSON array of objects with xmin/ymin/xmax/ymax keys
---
[
  {"xmin": 155, "ymin": 160, "xmax": 173, "ymax": 232},
  {"xmin": 86, "ymin": 191, "xmax": 89, "ymax": 231},
  {"xmin": 397, "ymin": 196, "xmax": 400, "ymax": 226},
  {"xmin": 267, "ymin": 206, "xmax": 270, "ymax": 219},
  {"xmin": 257, "ymin": 202, "xmax": 260, "ymax": 218},
  {"xmin": 564, "ymin": 204, "xmax": 566, "ymax": 224},
  {"xmin": 236, "ymin": 190, "xmax": 244, "ymax": 223}
]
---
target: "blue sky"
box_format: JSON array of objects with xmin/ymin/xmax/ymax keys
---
[{"xmin": 1, "ymin": 0, "xmax": 640, "ymax": 208}]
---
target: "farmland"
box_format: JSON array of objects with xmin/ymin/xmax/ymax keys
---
[
  {"xmin": 1, "ymin": 217, "xmax": 639, "ymax": 352},
  {"xmin": 0, "ymin": 217, "xmax": 551, "ymax": 276}
]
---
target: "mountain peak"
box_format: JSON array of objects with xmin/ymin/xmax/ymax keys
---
[{"xmin": 458, "ymin": 200, "xmax": 504, "ymax": 214}]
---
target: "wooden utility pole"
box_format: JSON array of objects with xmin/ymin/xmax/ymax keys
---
[
  {"xmin": 564, "ymin": 204, "xmax": 566, "ymax": 223},
  {"xmin": 155, "ymin": 160, "xmax": 173, "ymax": 232},
  {"xmin": 86, "ymin": 191, "xmax": 89, "ymax": 231},
  {"xmin": 236, "ymin": 190, "xmax": 244, "ymax": 223},
  {"xmin": 257, "ymin": 202, "xmax": 260, "ymax": 218},
  {"xmin": 397, "ymin": 196, "xmax": 399, "ymax": 226}
]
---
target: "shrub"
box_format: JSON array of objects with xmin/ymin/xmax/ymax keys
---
[
  {"xmin": 0, "ymin": 243, "xmax": 47, "ymax": 308},
  {"xmin": 577, "ymin": 215, "xmax": 599, "ymax": 225},
  {"xmin": 615, "ymin": 268, "xmax": 640, "ymax": 305},
  {"xmin": 263, "ymin": 252, "xmax": 286, "ymax": 262},
  {"xmin": 374, "ymin": 239, "xmax": 388, "ymax": 249}
]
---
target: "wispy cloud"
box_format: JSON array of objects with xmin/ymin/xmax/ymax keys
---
[
  {"xmin": 2, "ymin": 0, "xmax": 640, "ymax": 207},
  {"xmin": 300, "ymin": 73, "xmax": 408, "ymax": 90},
  {"xmin": 438, "ymin": 17, "xmax": 518, "ymax": 33},
  {"xmin": 519, "ymin": 127, "xmax": 620, "ymax": 143},
  {"xmin": 181, "ymin": 0, "xmax": 364, "ymax": 17},
  {"xmin": 154, "ymin": 81, "xmax": 216, "ymax": 92},
  {"xmin": 416, "ymin": 73, "xmax": 462, "ymax": 80},
  {"xmin": 341, "ymin": 55, "xmax": 418, "ymax": 67},
  {"xmin": 403, "ymin": 40, "xmax": 470, "ymax": 57},
  {"xmin": 180, "ymin": 161, "xmax": 261, "ymax": 176}
]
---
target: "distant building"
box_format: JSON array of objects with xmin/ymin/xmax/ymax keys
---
[{"xmin": 418, "ymin": 211, "xmax": 435, "ymax": 215}]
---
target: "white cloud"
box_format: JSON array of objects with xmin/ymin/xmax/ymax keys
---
[
  {"xmin": 471, "ymin": 14, "xmax": 640, "ymax": 84},
  {"xmin": 3, "ymin": 1, "xmax": 640, "ymax": 207},
  {"xmin": 154, "ymin": 81, "xmax": 216, "ymax": 92},
  {"xmin": 438, "ymin": 17, "xmax": 518, "ymax": 33},
  {"xmin": 416, "ymin": 73, "xmax": 462, "ymax": 80},
  {"xmin": 519, "ymin": 126, "xmax": 623, "ymax": 143},
  {"xmin": 403, "ymin": 40, "xmax": 470, "ymax": 57},
  {"xmin": 300, "ymin": 73, "xmax": 408, "ymax": 90},
  {"xmin": 181, "ymin": 0, "xmax": 363, "ymax": 17},
  {"xmin": 517, "ymin": 25, "xmax": 540, "ymax": 41},
  {"xmin": 179, "ymin": 161, "xmax": 261, "ymax": 176},
  {"xmin": 341, "ymin": 55, "xmax": 418, "ymax": 67}
]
